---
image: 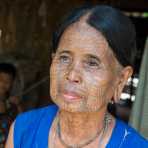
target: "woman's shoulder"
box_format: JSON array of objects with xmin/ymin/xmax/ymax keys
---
[
  {"xmin": 13, "ymin": 104, "xmax": 58, "ymax": 147},
  {"xmin": 14, "ymin": 104, "xmax": 58, "ymax": 126},
  {"xmin": 113, "ymin": 119, "xmax": 148, "ymax": 147}
]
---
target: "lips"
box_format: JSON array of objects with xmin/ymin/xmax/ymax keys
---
[{"xmin": 62, "ymin": 90, "xmax": 82, "ymax": 102}]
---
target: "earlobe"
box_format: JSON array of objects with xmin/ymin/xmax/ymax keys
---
[{"xmin": 113, "ymin": 86, "xmax": 120, "ymax": 103}]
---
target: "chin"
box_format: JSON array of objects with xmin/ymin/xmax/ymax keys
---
[
  {"xmin": 52, "ymin": 97, "xmax": 101, "ymax": 113},
  {"xmin": 52, "ymin": 98, "xmax": 84, "ymax": 112}
]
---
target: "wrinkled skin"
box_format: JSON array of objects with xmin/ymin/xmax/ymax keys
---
[{"xmin": 50, "ymin": 20, "xmax": 126, "ymax": 113}]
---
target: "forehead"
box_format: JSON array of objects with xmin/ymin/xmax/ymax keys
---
[{"xmin": 57, "ymin": 21, "xmax": 114, "ymax": 60}]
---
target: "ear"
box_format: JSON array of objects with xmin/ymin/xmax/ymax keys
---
[{"xmin": 113, "ymin": 66, "xmax": 133, "ymax": 102}]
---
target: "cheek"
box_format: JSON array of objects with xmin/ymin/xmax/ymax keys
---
[
  {"xmin": 50, "ymin": 62, "xmax": 66, "ymax": 97},
  {"xmin": 85, "ymin": 72, "xmax": 115, "ymax": 102},
  {"xmin": 50, "ymin": 62, "xmax": 58, "ymax": 98}
]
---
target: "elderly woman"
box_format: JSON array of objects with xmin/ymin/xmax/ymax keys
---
[{"xmin": 6, "ymin": 5, "xmax": 148, "ymax": 148}]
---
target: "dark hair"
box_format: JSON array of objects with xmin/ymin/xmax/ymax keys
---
[
  {"xmin": 0, "ymin": 63, "xmax": 16, "ymax": 79},
  {"xmin": 117, "ymin": 99, "xmax": 133, "ymax": 108},
  {"xmin": 52, "ymin": 5, "xmax": 136, "ymax": 67}
]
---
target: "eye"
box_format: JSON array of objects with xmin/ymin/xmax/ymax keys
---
[
  {"xmin": 59, "ymin": 54, "xmax": 71, "ymax": 64},
  {"xmin": 85, "ymin": 58, "xmax": 100, "ymax": 69},
  {"xmin": 88, "ymin": 61, "xmax": 98, "ymax": 66}
]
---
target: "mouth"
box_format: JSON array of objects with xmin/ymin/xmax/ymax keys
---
[{"xmin": 62, "ymin": 90, "xmax": 83, "ymax": 102}]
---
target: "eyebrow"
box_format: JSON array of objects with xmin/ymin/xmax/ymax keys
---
[{"xmin": 57, "ymin": 50, "xmax": 71, "ymax": 55}]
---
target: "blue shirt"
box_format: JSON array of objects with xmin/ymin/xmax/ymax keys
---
[{"xmin": 14, "ymin": 105, "xmax": 148, "ymax": 148}]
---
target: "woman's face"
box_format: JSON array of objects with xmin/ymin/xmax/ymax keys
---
[
  {"xmin": 0, "ymin": 72, "xmax": 13, "ymax": 98},
  {"xmin": 50, "ymin": 21, "xmax": 121, "ymax": 112}
]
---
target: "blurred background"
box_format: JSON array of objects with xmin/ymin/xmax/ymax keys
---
[{"xmin": 0, "ymin": 0, "xmax": 148, "ymax": 146}]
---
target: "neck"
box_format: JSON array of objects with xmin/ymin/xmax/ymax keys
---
[{"xmin": 58, "ymin": 107, "xmax": 107, "ymax": 145}]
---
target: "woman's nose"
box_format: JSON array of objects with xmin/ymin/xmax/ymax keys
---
[{"xmin": 65, "ymin": 64, "xmax": 82, "ymax": 84}]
